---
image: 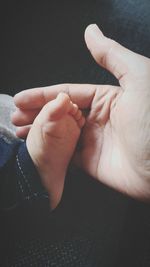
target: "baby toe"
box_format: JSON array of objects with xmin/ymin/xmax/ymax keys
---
[
  {"xmin": 70, "ymin": 103, "xmax": 79, "ymax": 115},
  {"xmin": 78, "ymin": 116, "xmax": 85, "ymax": 128},
  {"xmin": 74, "ymin": 109, "xmax": 82, "ymax": 121}
]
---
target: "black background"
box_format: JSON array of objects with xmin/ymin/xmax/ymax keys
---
[{"xmin": 0, "ymin": 0, "xmax": 150, "ymax": 266}]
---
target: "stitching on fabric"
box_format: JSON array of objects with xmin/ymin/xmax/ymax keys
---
[
  {"xmin": 17, "ymin": 180, "xmax": 43, "ymax": 200},
  {"xmin": 16, "ymin": 154, "xmax": 32, "ymax": 194},
  {"xmin": 18, "ymin": 179, "xmax": 24, "ymax": 194},
  {"xmin": 16, "ymin": 155, "xmax": 47, "ymax": 200}
]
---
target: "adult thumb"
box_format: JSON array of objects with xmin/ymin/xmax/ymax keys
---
[{"xmin": 84, "ymin": 24, "xmax": 148, "ymax": 86}]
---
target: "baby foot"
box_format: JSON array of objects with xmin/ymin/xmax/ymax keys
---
[{"xmin": 26, "ymin": 92, "xmax": 85, "ymax": 209}]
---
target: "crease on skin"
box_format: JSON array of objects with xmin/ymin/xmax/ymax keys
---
[
  {"xmin": 110, "ymin": 88, "xmax": 123, "ymax": 113},
  {"xmin": 89, "ymin": 86, "xmax": 119, "ymax": 125},
  {"xmin": 99, "ymin": 38, "xmax": 117, "ymax": 70},
  {"xmin": 43, "ymin": 87, "xmax": 50, "ymax": 105},
  {"xmin": 98, "ymin": 100, "xmax": 112, "ymax": 125},
  {"xmin": 90, "ymin": 86, "xmax": 109, "ymax": 113},
  {"xmin": 64, "ymin": 84, "xmax": 72, "ymax": 100},
  {"xmin": 118, "ymin": 71, "xmax": 128, "ymax": 86},
  {"xmin": 87, "ymin": 85, "xmax": 97, "ymax": 108},
  {"xmin": 95, "ymin": 124, "xmax": 105, "ymax": 179},
  {"xmin": 100, "ymin": 38, "xmax": 128, "ymax": 84}
]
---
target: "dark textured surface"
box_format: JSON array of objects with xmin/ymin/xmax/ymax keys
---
[{"xmin": 0, "ymin": 0, "xmax": 150, "ymax": 266}]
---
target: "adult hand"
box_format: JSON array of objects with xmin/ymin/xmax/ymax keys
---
[{"xmin": 12, "ymin": 24, "xmax": 150, "ymax": 201}]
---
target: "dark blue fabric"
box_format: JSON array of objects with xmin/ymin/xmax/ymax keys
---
[
  {"xmin": 16, "ymin": 142, "xmax": 47, "ymax": 202},
  {"xmin": 0, "ymin": 136, "xmax": 19, "ymax": 168},
  {"xmin": 0, "ymin": 134, "xmax": 100, "ymax": 267},
  {"xmin": 0, "ymin": 136, "xmax": 47, "ymax": 211}
]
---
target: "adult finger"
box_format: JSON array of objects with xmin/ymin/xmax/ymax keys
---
[
  {"xmin": 11, "ymin": 108, "xmax": 41, "ymax": 126},
  {"xmin": 84, "ymin": 24, "xmax": 149, "ymax": 86},
  {"xmin": 14, "ymin": 84, "xmax": 104, "ymax": 110},
  {"xmin": 16, "ymin": 125, "xmax": 31, "ymax": 139},
  {"xmin": 13, "ymin": 84, "xmax": 120, "ymax": 126}
]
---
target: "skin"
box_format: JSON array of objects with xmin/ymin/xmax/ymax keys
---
[
  {"xmin": 25, "ymin": 92, "xmax": 85, "ymax": 209},
  {"xmin": 12, "ymin": 24, "xmax": 150, "ymax": 206}
]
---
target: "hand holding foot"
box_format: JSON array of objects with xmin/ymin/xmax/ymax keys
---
[
  {"xmin": 12, "ymin": 25, "xmax": 150, "ymax": 201},
  {"xmin": 26, "ymin": 92, "xmax": 85, "ymax": 209}
]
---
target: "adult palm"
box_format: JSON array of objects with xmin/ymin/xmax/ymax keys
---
[{"xmin": 78, "ymin": 25, "xmax": 150, "ymax": 200}]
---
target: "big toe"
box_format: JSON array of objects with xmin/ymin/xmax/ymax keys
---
[{"xmin": 43, "ymin": 92, "xmax": 72, "ymax": 121}]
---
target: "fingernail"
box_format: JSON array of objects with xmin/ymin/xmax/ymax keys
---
[
  {"xmin": 86, "ymin": 24, "xmax": 103, "ymax": 37},
  {"xmin": 89, "ymin": 24, "xmax": 99, "ymax": 30}
]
